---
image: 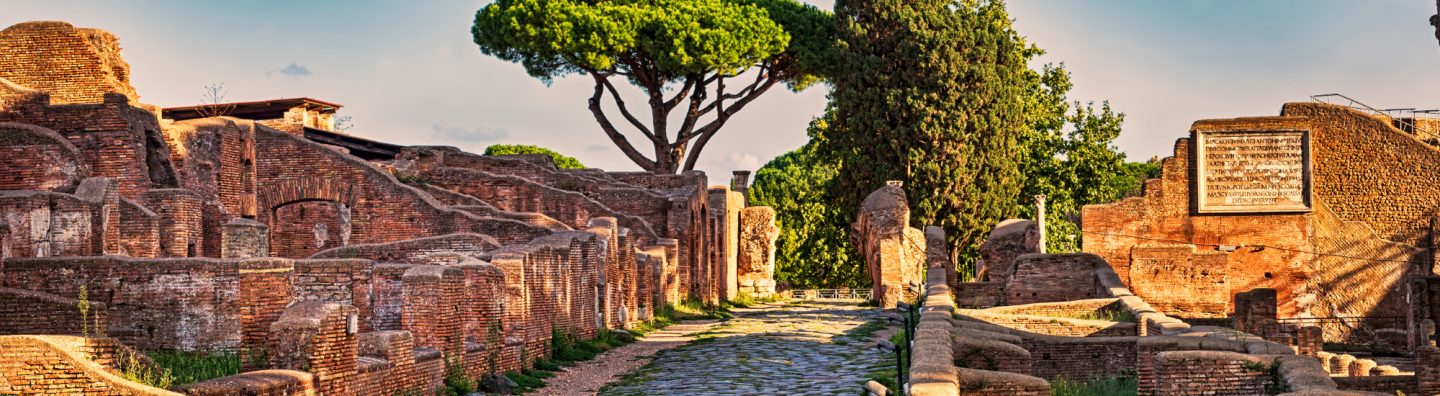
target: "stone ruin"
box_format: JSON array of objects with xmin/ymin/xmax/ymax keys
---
[
  {"xmin": 0, "ymin": 21, "xmax": 779, "ymax": 395},
  {"xmin": 886, "ymin": 97, "xmax": 1440, "ymax": 395},
  {"xmin": 851, "ymin": 184, "xmax": 926, "ymax": 308}
]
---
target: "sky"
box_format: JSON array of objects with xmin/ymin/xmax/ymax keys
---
[{"xmin": 4, "ymin": 1, "xmax": 1439, "ymax": 181}]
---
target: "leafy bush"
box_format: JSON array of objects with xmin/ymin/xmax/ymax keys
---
[{"xmin": 483, "ymin": 144, "xmax": 586, "ymax": 169}]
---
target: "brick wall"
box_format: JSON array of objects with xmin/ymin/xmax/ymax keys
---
[
  {"xmin": 142, "ymin": 188, "xmax": 204, "ymax": 257},
  {"xmin": 1003, "ymin": 253, "xmax": 1101, "ymax": 305},
  {"xmin": 978, "ymin": 219, "xmax": 1038, "ymax": 282},
  {"xmin": 254, "ymin": 127, "xmax": 556, "ymax": 252},
  {"xmin": 0, "ymin": 190, "xmax": 96, "ymax": 257},
  {"xmin": 959, "ymin": 310, "xmax": 1136, "ymax": 337},
  {"xmin": 1023, "ymin": 336, "xmax": 1137, "ymax": 381},
  {"xmin": 310, "ymin": 232, "xmax": 499, "ymax": 263},
  {"xmin": 1333, "ymin": 375, "xmax": 1417, "ymax": 394},
  {"xmin": 238, "ymin": 259, "xmax": 294, "ymax": 362},
  {"xmin": 119, "ymin": 197, "xmax": 159, "ymax": 257},
  {"xmin": 1153, "ymin": 351, "xmax": 1274, "ymax": 395},
  {"xmin": 401, "ymin": 265, "xmax": 464, "ymax": 356},
  {"xmin": 222, "ymin": 218, "xmax": 269, "ymax": 258},
  {"xmin": 293, "ymin": 259, "xmax": 374, "ymax": 333},
  {"xmin": 2, "ymin": 256, "xmax": 243, "ymax": 351},
  {"xmin": 0, "ymin": 122, "xmax": 88, "ymax": 191},
  {"xmin": 0, "ymin": 287, "xmax": 106, "ymax": 336}
]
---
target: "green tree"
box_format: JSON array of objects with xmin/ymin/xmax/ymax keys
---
[
  {"xmin": 1013, "ymin": 63, "xmax": 1158, "ymax": 252},
  {"xmin": 748, "ymin": 115, "xmax": 865, "ymax": 288},
  {"xmin": 472, "ymin": 0, "xmax": 834, "ymax": 173},
  {"xmin": 817, "ymin": 0, "xmax": 1031, "ymax": 264},
  {"xmin": 484, "ymin": 144, "xmax": 587, "ymax": 169}
]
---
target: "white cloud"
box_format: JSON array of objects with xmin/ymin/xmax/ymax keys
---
[{"xmin": 430, "ymin": 123, "xmax": 510, "ymax": 144}]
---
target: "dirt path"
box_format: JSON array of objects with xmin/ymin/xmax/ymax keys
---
[{"xmin": 533, "ymin": 319, "xmax": 721, "ymax": 396}]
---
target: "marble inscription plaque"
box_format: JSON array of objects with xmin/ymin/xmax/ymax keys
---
[{"xmin": 1196, "ymin": 130, "xmax": 1311, "ymax": 213}]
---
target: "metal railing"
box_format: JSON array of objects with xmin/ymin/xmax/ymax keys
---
[
  {"xmin": 1312, "ymin": 93, "xmax": 1440, "ymax": 144},
  {"xmin": 789, "ymin": 288, "xmax": 873, "ymax": 300},
  {"xmin": 1268, "ymin": 316, "xmax": 1410, "ymax": 355}
]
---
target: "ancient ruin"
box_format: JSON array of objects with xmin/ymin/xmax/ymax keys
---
[
  {"xmin": 7, "ymin": 10, "xmax": 1440, "ymax": 396},
  {"xmin": 882, "ymin": 99, "xmax": 1440, "ymax": 395},
  {"xmin": 0, "ymin": 21, "xmax": 778, "ymax": 395}
]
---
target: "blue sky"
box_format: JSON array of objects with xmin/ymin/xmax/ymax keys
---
[{"xmin": 4, "ymin": 1, "xmax": 1439, "ymax": 180}]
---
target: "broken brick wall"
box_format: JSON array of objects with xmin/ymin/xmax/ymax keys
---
[
  {"xmin": 0, "ymin": 22, "xmax": 138, "ymax": 105},
  {"xmin": 1083, "ymin": 104, "xmax": 1437, "ymax": 320},
  {"xmin": 1, "ymin": 257, "xmax": 243, "ymax": 351}
]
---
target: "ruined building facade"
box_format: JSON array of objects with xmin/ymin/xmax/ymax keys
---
[{"xmin": 0, "ymin": 21, "xmax": 775, "ymax": 395}]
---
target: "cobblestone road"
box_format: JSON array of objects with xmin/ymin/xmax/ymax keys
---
[{"xmin": 598, "ymin": 300, "xmax": 893, "ymax": 396}]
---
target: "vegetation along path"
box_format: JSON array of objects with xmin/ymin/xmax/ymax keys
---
[{"xmin": 598, "ymin": 300, "xmax": 893, "ymax": 396}]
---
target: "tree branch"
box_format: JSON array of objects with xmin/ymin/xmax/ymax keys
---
[
  {"xmin": 599, "ymin": 76, "xmax": 659, "ymax": 143},
  {"xmin": 662, "ymin": 76, "xmax": 697, "ymax": 112},
  {"xmin": 587, "ymin": 73, "xmax": 658, "ymax": 171},
  {"xmin": 681, "ymin": 73, "xmax": 781, "ymax": 171}
]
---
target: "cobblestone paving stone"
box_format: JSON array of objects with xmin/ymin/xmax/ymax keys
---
[{"xmin": 599, "ymin": 300, "xmax": 893, "ymax": 396}]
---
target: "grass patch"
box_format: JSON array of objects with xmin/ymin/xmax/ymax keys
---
[
  {"xmin": 724, "ymin": 292, "xmax": 787, "ymax": 309},
  {"xmin": 1069, "ymin": 309, "xmax": 1137, "ymax": 323},
  {"xmin": 146, "ymin": 350, "xmax": 244, "ymax": 386},
  {"xmin": 1049, "ymin": 376, "xmax": 1138, "ymax": 396},
  {"xmin": 671, "ymin": 297, "xmax": 733, "ymax": 320},
  {"xmin": 847, "ymin": 318, "xmax": 889, "ymax": 340},
  {"xmin": 505, "ymin": 370, "xmax": 547, "ymax": 393}
]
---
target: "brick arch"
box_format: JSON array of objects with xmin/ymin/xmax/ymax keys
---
[{"xmin": 256, "ymin": 177, "xmax": 360, "ymax": 223}]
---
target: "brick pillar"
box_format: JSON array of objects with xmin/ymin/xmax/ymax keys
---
[
  {"xmin": 268, "ymin": 301, "xmax": 359, "ymax": 395},
  {"xmin": 1297, "ymin": 326, "xmax": 1322, "ymax": 357},
  {"xmin": 490, "ymin": 253, "xmax": 528, "ymax": 371},
  {"xmin": 142, "ymin": 189, "xmax": 205, "ymax": 257},
  {"xmin": 221, "ymin": 218, "xmax": 269, "ymax": 258},
  {"xmin": 1136, "ymin": 341, "xmax": 1160, "ymax": 396},
  {"xmin": 74, "ymin": 177, "xmax": 121, "ymax": 255},
  {"xmin": 1418, "ymin": 347, "xmax": 1440, "ymax": 394},
  {"xmin": 657, "ymin": 239, "xmax": 680, "ymax": 305},
  {"xmin": 730, "ymin": 171, "xmax": 750, "ymax": 206},
  {"xmin": 359, "ymin": 330, "xmax": 419, "ymax": 394},
  {"xmin": 1423, "ymin": 319, "xmax": 1437, "ymax": 349},
  {"xmin": 1234, "ymin": 288, "xmax": 1278, "ymax": 336},
  {"xmin": 401, "ymin": 265, "xmax": 464, "ymax": 357},
  {"xmin": 925, "ymin": 226, "xmax": 954, "ymax": 290},
  {"xmin": 238, "ymin": 258, "xmax": 294, "ymax": 369}
]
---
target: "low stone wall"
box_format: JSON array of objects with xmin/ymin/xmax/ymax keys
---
[
  {"xmin": 953, "ymin": 281, "xmax": 1003, "ymax": 308},
  {"xmin": 177, "ymin": 370, "xmax": 315, "ymax": 396},
  {"xmin": 913, "ymin": 256, "xmax": 1051, "ymax": 395},
  {"xmin": 957, "ymin": 310, "xmax": 1137, "ymax": 337},
  {"xmin": 981, "ymin": 298, "xmax": 1123, "ymax": 318},
  {"xmin": 1023, "ymin": 335, "xmax": 1137, "ymax": 381},
  {"xmin": 1154, "ymin": 351, "xmax": 1276, "ymax": 395},
  {"xmin": 1333, "ymin": 375, "xmax": 1417, "ymax": 395}
]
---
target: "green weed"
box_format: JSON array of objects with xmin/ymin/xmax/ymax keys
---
[{"xmin": 1049, "ymin": 376, "xmax": 1139, "ymax": 396}]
